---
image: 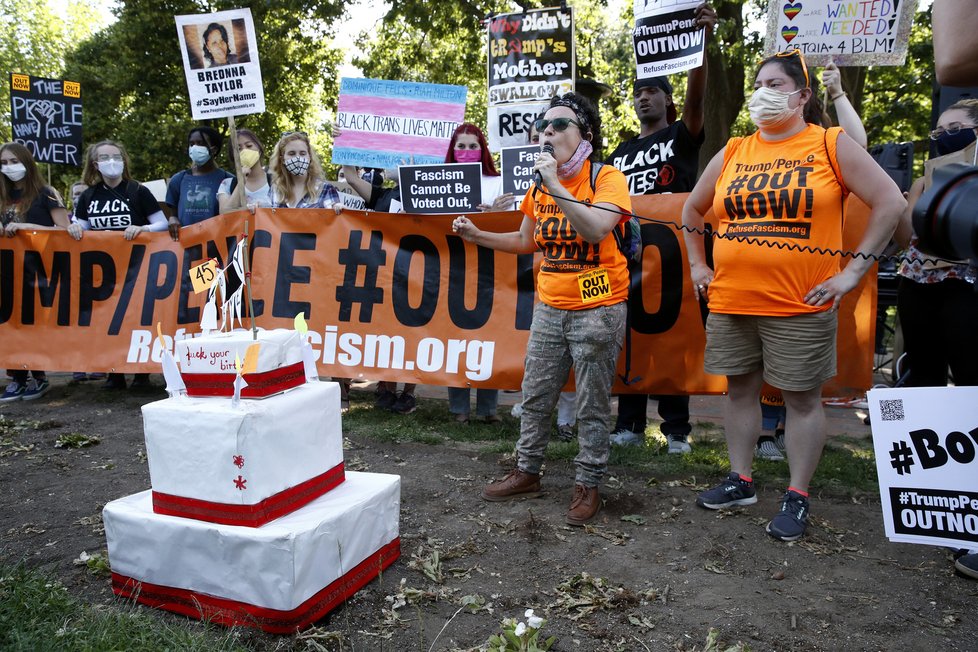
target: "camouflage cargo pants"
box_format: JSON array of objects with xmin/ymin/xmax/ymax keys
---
[{"xmin": 516, "ymin": 301, "xmax": 626, "ymax": 486}]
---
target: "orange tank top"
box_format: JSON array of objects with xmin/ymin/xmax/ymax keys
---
[{"xmin": 709, "ymin": 124, "xmax": 849, "ymax": 316}]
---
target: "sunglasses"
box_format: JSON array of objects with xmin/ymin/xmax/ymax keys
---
[
  {"xmin": 533, "ymin": 117, "xmax": 583, "ymax": 133},
  {"xmin": 774, "ymin": 49, "xmax": 809, "ymax": 88},
  {"xmin": 929, "ymin": 123, "xmax": 977, "ymax": 140}
]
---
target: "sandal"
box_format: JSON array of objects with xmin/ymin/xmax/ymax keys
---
[{"xmin": 454, "ymin": 413, "xmax": 469, "ymax": 424}]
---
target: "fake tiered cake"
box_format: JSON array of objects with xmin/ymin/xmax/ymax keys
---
[{"xmin": 103, "ymin": 327, "xmax": 401, "ymax": 633}]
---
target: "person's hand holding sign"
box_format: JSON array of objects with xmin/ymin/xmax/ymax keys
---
[{"xmin": 167, "ymin": 216, "xmax": 181, "ymax": 241}]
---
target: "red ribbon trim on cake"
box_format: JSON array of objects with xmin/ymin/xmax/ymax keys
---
[
  {"xmin": 110, "ymin": 538, "xmax": 400, "ymax": 634},
  {"xmin": 182, "ymin": 361, "xmax": 306, "ymax": 398},
  {"xmin": 152, "ymin": 463, "xmax": 345, "ymax": 527}
]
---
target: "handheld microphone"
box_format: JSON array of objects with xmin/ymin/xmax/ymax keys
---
[{"xmin": 534, "ymin": 143, "xmax": 555, "ymax": 188}]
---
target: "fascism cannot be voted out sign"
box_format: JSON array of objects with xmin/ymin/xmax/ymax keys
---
[
  {"xmin": 398, "ymin": 163, "xmax": 482, "ymax": 214},
  {"xmin": 333, "ymin": 78, "xmax": 467, "ymax": 170},
  {"xmin": 174, "ymin": 7, "xmax": 265, "ymax": 119},
  {"xmin": 633, "ymin": 0, "xmax": 706, "ymax": 78},
  {"xmin": 486, "ymin": 7, "xmax": 575, "ymax": 152},
  {"xmin": 9, "ymin": 74, "xmax": 82, "ymax": 166},
  {"xmin": 868, "ymin": 386, "xmax": 978, "ymax": 551},
  {"xmin": 500, "ymin": 145, "xmax": 541, "ymax": 197},
  {"xmin": 763, "ymin": 0, "xmax": 919, "ymax": 66}
]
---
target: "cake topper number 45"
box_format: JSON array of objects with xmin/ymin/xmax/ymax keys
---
[{"xmin": 190, "ymin": 259, "xmax": 219, "ymax": 294}]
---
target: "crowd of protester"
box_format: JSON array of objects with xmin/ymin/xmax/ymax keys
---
[{"xmin": 1, "ymin": 18, "xmax": 975, "ymax": 573}]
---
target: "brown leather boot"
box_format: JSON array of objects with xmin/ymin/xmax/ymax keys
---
[
  {"xmin": 481, "ymin": 469, "xmax": 542, "ymax": 502},
  {"xmin": 566, "ymin": 483, "xmax": 600, "ymax": 526}
]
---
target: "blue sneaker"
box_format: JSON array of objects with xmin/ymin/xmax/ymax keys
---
[
  {"xmin": 766, "ymin": 490, "xmax": 810, "ymax": 541},
  {"xmin": 22, "ymin": 378, "xmax": 50, "ymax": 401},
  {"xmin": 0, "ymin": 381, "xmax": 26, "ymax": 402},
  {"xmin": 696, "ymin": 472, "xmax": 757, "ymax": 509},
  {"xmin": 954, "ymin": 551, "xmax": 978, "ymax": 580}
]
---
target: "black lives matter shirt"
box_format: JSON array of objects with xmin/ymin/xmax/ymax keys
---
[
  {"xmin": 605, "ymin": 121, "xmax": 703, "ymax": 195},
  {"xmin": 75, "ymin": 182, "xmax": 159, "ymax": 230}
]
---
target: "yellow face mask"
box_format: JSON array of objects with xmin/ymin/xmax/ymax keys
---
[{"xmin": 239, "ymin": 148, "xmax": 260, "ymax": 170}]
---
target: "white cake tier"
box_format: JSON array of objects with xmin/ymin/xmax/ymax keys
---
[
  {"xmin": 142, "ymin": 381, "xmax": 344, "ymax": 527},
  {"xmin": 175, "ymin": 328, "xmax": 302, "ymax": 374},
  {"xmin": 104, "ymin": 472, "xmax": 401, "ymax": 633}
]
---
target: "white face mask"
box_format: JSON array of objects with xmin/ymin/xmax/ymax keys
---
[
  {"xmin": 97, "ymin": 159, "xmax": 125, "ymax": 179},
  {"xmin": 284, "ymin": 156, "xmax": 310, "ymax": 176},
  {"xmin": 1, "ymin": 163, "xmax": 27, "ymax": 182},
  {"xmin": 748, "ymin": 87, "xmax": 803, "ymax": 130}
]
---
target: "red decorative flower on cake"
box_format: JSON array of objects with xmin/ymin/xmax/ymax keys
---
[
  {"xmin": 232, "ymin": 455, "xmax": 245, "ymax": 468},
  {"xmin": 233, "ymin": 475, "xmax": 247, "ymax": 490}
]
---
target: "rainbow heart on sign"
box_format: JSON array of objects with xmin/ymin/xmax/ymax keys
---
[
  {"xmin": 783, "ymin": 2, "xmax": 802, "ymax": 20},
  {"xmin": 781, "ymin": 26, "xmax": 799, "ymax": 43}
]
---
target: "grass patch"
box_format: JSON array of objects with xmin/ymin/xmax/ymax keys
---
[
  {"xmin": 342, "ymin": 390, "xmax": 880, "ymax": 495},
  {"xmin": 0, "ymin": 565, "xmax": 250, "ymax": 652}
]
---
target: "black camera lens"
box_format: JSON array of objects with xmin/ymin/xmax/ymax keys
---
[{"xmin": 912, "ymin": 162, "xmax": 978, "ymax": 263}]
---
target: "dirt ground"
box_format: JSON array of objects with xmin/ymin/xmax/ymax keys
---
[{"xmin": 1, "ymin": 374, "xmax": 976, "ymax": 651}]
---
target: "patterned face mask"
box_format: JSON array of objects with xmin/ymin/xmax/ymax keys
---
[{"xmin": 284, "ymin": 156, "xmax": 310, "ymax": 176}]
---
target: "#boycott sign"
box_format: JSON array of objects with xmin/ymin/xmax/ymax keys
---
[
  {"xmin": 487, "ymin": 7, "xmax": 575, "ymax": 151},
  {"xmin": 869, "ymin": 386, "xmax": 978, "ymax": 550},
  {"xmin": 9, "ymin": 74, "xmax": 82, "ymax": 166},
  {"xmin": 174, "ymin": 7, "xmax": 265, "ymax": 119}
]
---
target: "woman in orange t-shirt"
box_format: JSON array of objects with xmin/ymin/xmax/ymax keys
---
[
  {"xmin": 682, "ymin": 50, "xmax": 904, "ymax": 542},
  {"xmin": 452, "ymin": 93, "xmax": 631, "ymax": 527}
]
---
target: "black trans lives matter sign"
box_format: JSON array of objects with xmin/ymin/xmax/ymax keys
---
[
  {"xmin": 9, "ymin": 74, "xmax": 83, "ymax": 166},
  {"xmin": 398, "ymin": 163, "xmax": 482, "ymax": 214}
]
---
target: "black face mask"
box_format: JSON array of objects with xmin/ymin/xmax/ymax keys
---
[{"xmin": 935, "ymin": 128, "xmax": 977, "ymax": 156}]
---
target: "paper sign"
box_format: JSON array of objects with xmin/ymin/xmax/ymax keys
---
[
  {"xmin": 868, "ymin": 386, "xmax": 978, "ymax": 550},
  {"xmin": 501, "ymin": 145, "xmax": 541, "ymax": 196},
  {"xmin": 9, "ymin": 73, "xmax": 83, "ymax": 166},
  {"xmin": 398, "ymin": 163, "xmax": 482, "ymax": 214},
  {"xmin": 174, "ymin": 7, "xmax": 265, "ymax": 119},
  {"xmin": 332, "ymin": 78, "xmax": 467, "ymax": 170},
  {"xmin": 486, "ymin": 7, "xmax": 575, "ymax": 152},
  {"xmin": 633, "ymin": 0, "xmax": 705, "ymax": 78},
  {"xmin": 190, "ymin": 259, "xmax": 219, "ymax": 294},
  {"xmin": 763, "ymin": 0, "xmax": 919, "ymax": 66}
]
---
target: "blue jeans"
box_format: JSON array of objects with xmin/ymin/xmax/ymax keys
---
[
  {"xmin": 517, "ymin": 302, "xmax": 626, "ymax": 487},
  {"xmin": 447, "ymin": 387, "xmax": 499, "ymax": 418}
]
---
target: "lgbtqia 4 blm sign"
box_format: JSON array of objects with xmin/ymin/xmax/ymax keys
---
[{"xmin": 8, "ymin": 74, "xmax": 83, "ymax": 166}]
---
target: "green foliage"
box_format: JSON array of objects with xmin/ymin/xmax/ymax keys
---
[{"xmin": 0, "ymin": 564, "xmax": 249, "ymax": 651}]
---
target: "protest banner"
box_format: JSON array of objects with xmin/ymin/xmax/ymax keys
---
[
  {"xmin": 9, "ymin": 74, "xmax": 82, "ymax": 166},
  {"xmin": 174, "ymin": 8, "xmax": 265, "ymax": 120},
  {"xmin": 500, "ymin": 145, "xmax": 541, "ymax": 196},
  {"xmin": 0, "ymin": 195, "xmax": 875, "ymax": 395},
  {"xmin": 868, "ymin": 386, "xmax": 978, "ymax": 550},
  {"xmin": 633, "ymin": 0, "xmax": 706, "ymax": 78},
  {"xmin": 763, "ymin": 0, "xmax": 919, "ymax": 66},
  {"xmin": 398, "ymin": 163, "xmax": 482, "ymax": 214},
  {"xmin": 486, "ymin": 7, "xmax": 575, "ymax": 151},
  {"xmin": 332, "ymin": 78, "xmax": 467, "ymax": 170}
]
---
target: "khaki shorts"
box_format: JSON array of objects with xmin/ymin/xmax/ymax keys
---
[{"xmin": 704, "ymin": 311, "xmax": 838, "ymax": 392}]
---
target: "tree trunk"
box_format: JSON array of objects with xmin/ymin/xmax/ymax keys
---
[{"xmin": 701, "ymin": 1, "xmax": 747, "ymax": 173}]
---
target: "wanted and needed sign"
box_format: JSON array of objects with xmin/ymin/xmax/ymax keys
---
[
  {"xmin": 869, "ymin": 386, "xmax": 978, "ymax": 550},
  {"xmin": 486, "ymin": 7, "xmax": 575, "ymax": 151},
  {"xmin": 9, "ymin": 74, "xmax": 82, "ymax": 166},
  {"xmin": 633, "ymin": 0, "xmax": 706, "ymax": 78},
  {"xmin": 398, "ymin": 163, "xmax": 481, "ymax": 214},
  {"xmin": 174, "ymin": 7, "xmax": 265, "ymax": 119}
]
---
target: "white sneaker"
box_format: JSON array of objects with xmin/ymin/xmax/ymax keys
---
[
  {"xmin": 667, "ymin": 435, "xmax": 692, "ymax": 454},
  {"xmin": 610, "ymin": 429, "xmax": 644, "ymax": 446}
]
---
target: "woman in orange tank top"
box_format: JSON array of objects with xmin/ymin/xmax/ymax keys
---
[{"xmin": 681, "ymin": 50, "xmax": 905, "ymax": 542}]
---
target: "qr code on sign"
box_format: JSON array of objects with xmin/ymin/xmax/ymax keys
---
[{"xmin": 880, "ymin": 399, "xmax": 905, "ymax": 421}]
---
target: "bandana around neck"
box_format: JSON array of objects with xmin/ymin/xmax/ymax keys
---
[{"xmin": 557, "ymin": 139, "xmax": 593, "ymax": 179}]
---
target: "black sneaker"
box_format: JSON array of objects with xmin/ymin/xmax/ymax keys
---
[
  {"xmin": 391, "ymin": 392, "xmax": 417, "ymax": 415},
  {"xmin": 556, "ymin": 424, "xmax": 575, "ymax": 442},
  {"xmin": 954, "ymin": 552, "xmax": 978, "ymax": 580},
  {"xmin": 766, "ymin": 490, "xmax": 810, "ymax": 541},
  {"xmin": 375, "ymin": 388, "xmax": 397, "ymax": 410},
  {"xmin": 102, "ymin": 374, "xmax": 127, "ymax": 390},
  {"xmin": 129, "ymin": 374, "xmax": 152, "ymax": 390},
  {"xmin": 696, "ymin": 472, "xmax": 757, "ymax": 509}
]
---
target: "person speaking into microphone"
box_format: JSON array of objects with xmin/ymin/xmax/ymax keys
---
[{"xmin": 452, "ymin": 93, "xmax": 632, "ymax": 526}]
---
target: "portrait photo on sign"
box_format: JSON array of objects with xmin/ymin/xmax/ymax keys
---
[{"xmin": 182, "ymin": 19, "xmax": 251, "ymax": 70}]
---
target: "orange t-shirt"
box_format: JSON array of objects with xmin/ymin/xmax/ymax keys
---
[
  {"xmin": 709, "ymin": 124, "xmax": 849, "ymax": 316},
  {"xmin": 520, "ymin": 161, "xmax": 632, "ymax": 310}
]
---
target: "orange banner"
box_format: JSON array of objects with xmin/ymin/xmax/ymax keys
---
[{"xmin": 0, "ymin": 195, "xmax": 876, "ymax": 395}]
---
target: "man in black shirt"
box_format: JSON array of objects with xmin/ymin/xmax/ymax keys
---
[{"xmin": 606, "ymin": 2, "xmax": 715, "ymax": 454}]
